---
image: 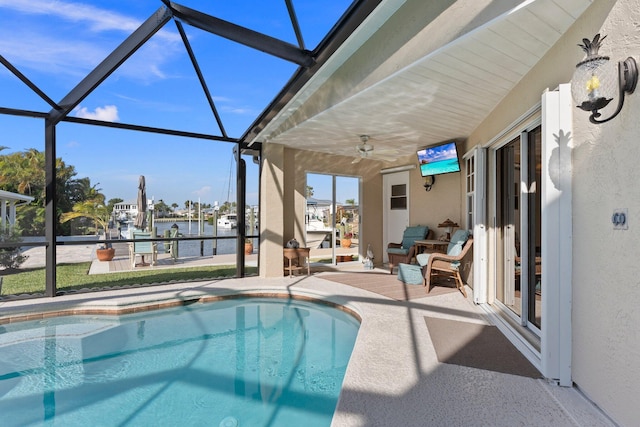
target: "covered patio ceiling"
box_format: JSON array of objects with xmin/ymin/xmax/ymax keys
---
[{"xmin": 253, "ymin": 0, "xmax": 593, "ymax": 162}]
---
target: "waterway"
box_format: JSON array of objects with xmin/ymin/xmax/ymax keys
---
[{"xmin": 143, "ymin": 221, "xmax": 255, "ymax": 257}]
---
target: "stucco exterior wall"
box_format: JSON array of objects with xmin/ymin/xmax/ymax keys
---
[
  {"xmin": 569, "ymin": 2, "xmax": 640, "ymax": 426},
  {"xmin": 398, "ymin": 154, "xmax": 463, "ymax": 236},
  {"xmin": 462, "ymin": 1, "xmax": 639, "ymax": 424},
  {"xmin": 259, "ymin": 143, "xmax": 286, "ymax": 278}
]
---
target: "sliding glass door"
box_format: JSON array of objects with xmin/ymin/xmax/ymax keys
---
[
  {"xmin": 495, "ymin": 126, "xmax": 542, "ymax": 330},
  {"xmin": 306, "ymin": 173, "xmax": 360, "ymax": 263}
]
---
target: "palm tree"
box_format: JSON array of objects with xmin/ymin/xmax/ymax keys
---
[{"xmin": 60, "ymin": 198, "xmax": 111, "ymax": 242}]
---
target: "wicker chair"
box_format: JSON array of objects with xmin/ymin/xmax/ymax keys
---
[
  {"xmin": 417, "ymin": 230, "xmax": 473, "ymax": 297},
  {"xmin": 387, "ymin": 225, "xmax": 431, "ymax": 274}
]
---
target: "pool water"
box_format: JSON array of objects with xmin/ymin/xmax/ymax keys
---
[{"xmin": 0, "ymin": 298, "xmax": 360, "ymax": 426}]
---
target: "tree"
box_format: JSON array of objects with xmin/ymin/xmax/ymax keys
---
[
  {"xmin": 154, "ymin": 199, "xmax": 171, "ymax": 218},
  {"xmin": 306, "ymin": 185, "xmax": 314, "ymax": 198},
  {"xmin": 0, "ymin": 148, "xmax": 82, "ymax": 236},
  {"xmin": 345, "ymin": 198, "xmax": 356, "ymax": 206}
]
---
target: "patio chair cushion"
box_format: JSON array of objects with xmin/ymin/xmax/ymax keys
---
[
  {"xmin": 388, "ymin": 247, "xmax": 410, "ymax": 256},
  {"xmin": 417, "ymin": 253, "xmax": 459, "ymax": 269},
  {"xmin": 416, "ymin": 253, "xmax": 431, "ymax": 267},
  {"xmin": 397, "ymin": 263, "xmax": 423, "ymax": 285},
  {"xmin": 401, "ymin": 225, "xmax": 429, "ymax": 249},
  {"xmin": 447, "ymin": 229, "xmax": 470, "ymax": 256}
]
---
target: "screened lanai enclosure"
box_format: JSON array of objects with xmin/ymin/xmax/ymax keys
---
[{"xmin": 0, "ymin": 0, "xmax": 376, "ymax": 297}]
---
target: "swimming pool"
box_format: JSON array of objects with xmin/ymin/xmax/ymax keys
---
[{"xmin": 0, "ymin": 297, "xmax": 360, "ymax": 426}]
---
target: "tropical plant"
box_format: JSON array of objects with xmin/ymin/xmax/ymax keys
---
[{"xmin": 60, "ymin": 197, "xmax": 111, "ymax": 246}]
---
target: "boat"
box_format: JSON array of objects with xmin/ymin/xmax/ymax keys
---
[
  {"xmin": 306, "ymin": 209, "xmax": 334, "ymax": 249},
  {"xmin": 217, "ymin": 214, "xmax": 237, "ymax": 229}
]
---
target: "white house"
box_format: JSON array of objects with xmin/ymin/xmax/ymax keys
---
[{"xmin": 0, "ymin": 190, "xmax": 33, "ymax": 233}]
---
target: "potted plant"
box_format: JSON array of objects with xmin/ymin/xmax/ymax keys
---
[
  {"xmin": 341, "ymin": 231, "xmax": 353, "ymax": 248},
  {"xmin": 60, "ymin": 198, "xmax": 115, "ymax": 261},
  {"xmin": 244, "ymin": 238, "xmax": 254, "ymax": 254},
  {"xmin": 95, "ymin": 243, "xmax": 116, "ymax": 261}
]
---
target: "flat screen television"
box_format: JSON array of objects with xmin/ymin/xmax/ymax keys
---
[{"xmin": 416, "ymin": 141, "xmax": 461, "ymax": 177}]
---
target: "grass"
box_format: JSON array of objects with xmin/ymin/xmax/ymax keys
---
[{"xmin": 1, "ymin": 263, "xmax": 257, "ymax": 296}]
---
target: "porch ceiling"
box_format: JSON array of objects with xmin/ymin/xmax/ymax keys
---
[{"xmin": 254, "ymin": 0, "xmax": 592, "ymax": 162}]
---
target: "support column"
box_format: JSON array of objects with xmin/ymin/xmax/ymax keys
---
[
  {"xmin": 259, "ymin": 143, "xmax": 285, "ymax": 277},
  {"xmin": 45, "ymin": 119, "xmax": 56, "ymax": 297}
]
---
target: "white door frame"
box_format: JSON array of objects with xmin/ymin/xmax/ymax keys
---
[
  {"xmin": 464, "ymin": 146, "xmax": 487, "ymax": 304},
  {"xmin": 540, "ymin": 84, "xmax": 573, "ymax": 386},
  {"xmin": 382, "ymin": 169, "xmax": 411, "ymax": 263},
  {"xmin": 477, "ymin": 85, "xmax": 573, "ymax": 385}
]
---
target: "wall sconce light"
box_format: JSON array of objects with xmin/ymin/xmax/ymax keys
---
[
  {"xmin": 424, "ymin": 175, "xmax": 435, "ymax": 192},
  {"xmin": 571, "ymin": 33, "xmax": 637, "ymax": 124},
  {"xmin": 438, "ymin": 218, "xmax": 458, "ymax": 241}
]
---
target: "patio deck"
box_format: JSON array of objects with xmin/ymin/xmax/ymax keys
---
[{"xmin": 87, "ymin": 241, "xmax": 361, "ymax": 274}]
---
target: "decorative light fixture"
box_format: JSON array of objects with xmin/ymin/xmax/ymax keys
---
[
  {"xmin": 438, "ymin": 218, "xmax": 459, "ymax": 241},
  {"xmin": 423, "ymin": 175, "xmax": 435, "ymax": 191},
  {"xmin": 571, "ymin": 33, "xmax": 637, "ymax": 124}
]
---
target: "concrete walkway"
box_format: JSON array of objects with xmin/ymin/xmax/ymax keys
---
[{"xmin": 0, "ymin": 273, "xmax": 614, "ymax": 426}]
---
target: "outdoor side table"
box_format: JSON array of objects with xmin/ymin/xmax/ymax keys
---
[
  {"xmin": 283, "ymin": 247, "xmax": 311, "ymax": 277},
  {"xmin": 415, "ymin": 239, "xmax": 449, "ymax": 254}
]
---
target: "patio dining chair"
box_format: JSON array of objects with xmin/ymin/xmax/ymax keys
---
[
  {"xmin": 417, "ymin": 230, "xmax": 473, "ymax": 297},
  {"xmin": 129, "ymin": 231, "xmax": 157, "ymax": 268}
]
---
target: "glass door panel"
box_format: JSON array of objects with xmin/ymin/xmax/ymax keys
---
[
  {"xmin": 526, "ymin": 127, "xmax": 542, "ymax": 329},
  {"xmin": 496, "ymin": 137, "xmax": 520, "ymax": 315},
  {"xmin": 306, "ymin": 173, "xmax": 359, "ymax": 264},
  {"xmin": 494, "ymin": 126, "xmax": 542, "ymax": 331}
]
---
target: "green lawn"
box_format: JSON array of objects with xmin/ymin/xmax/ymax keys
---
[{"xmin": 1, "ymin": 263, "xmax": 257, "ymax": 296}]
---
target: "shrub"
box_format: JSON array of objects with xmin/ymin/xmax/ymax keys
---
[{"xmin": 0, "ymin": 229, "xmax": 27, "ymax": 271}]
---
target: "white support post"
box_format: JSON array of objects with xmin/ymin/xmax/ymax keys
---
[{"xmin": 541, "ymin": 84, "xmax": 573, "ymax": 386}]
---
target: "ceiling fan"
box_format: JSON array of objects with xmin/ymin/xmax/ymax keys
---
[{"xmin": 352, "ymin": 135, "xmax": 374, "ymax": 163}]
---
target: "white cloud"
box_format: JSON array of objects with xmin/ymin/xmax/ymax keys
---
[
  {"xmin": 0, "ymin": 0, "xmax": 178, "ymax": 41},
  {"xmin": 0, "ymin": 0, "xmax": 181, "ymax": 80},
  {"xmin": 74, "ymin": 105, "xmax": 119, "ymax": 122},
  {"xmin": 193, "ymin": 186, "xmax": 212, "ymax": 197}
]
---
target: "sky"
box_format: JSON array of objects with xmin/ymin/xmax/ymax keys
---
[{"xmin": 0, "ymin": 0, "xmax": 357, "ymax": 207}]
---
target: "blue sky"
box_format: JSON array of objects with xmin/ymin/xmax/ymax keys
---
[{"xmin": 0, "ymin": 0, "xmax": 354, "ymax": 207}]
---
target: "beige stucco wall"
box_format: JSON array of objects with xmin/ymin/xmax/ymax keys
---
[
  {"xmin": 462, "ymin": 1, "xmax": 639, "ymax": 424},
  {"xmin": 259, "ymin": 143, "xmax": 286, "ymax": 278},
  {"xmin": 385, "ymin": 152, "xmax": 464, "ymax": 236},
  {"xmin": 569, "ymin": 2, "xmax": 640, "ymax": 426}
]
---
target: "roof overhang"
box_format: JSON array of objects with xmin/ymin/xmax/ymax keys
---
[
  {"xmin": 0, "ymin": 190, "xmax": 35, "ymax": 205},
  {"xmin": 254, "ymin": 0, "xmax": 593, "ymax": 162}
]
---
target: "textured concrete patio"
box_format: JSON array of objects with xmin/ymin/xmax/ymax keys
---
[{"xmin": 0, "ymin": 270, "xmax": 614, "ymax": 426}]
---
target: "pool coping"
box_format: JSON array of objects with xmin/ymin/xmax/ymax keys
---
[{"xmin": 0, "ymin": 274, "xmax": 614, "ymax": 426}]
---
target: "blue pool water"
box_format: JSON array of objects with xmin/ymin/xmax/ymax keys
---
[{"xmin": 0, "ymin": 298, "xmax": 360, "ymax": 426}]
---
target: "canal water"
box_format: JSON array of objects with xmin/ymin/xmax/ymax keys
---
[{"xmin": 148, "ymin": 221, "xmax": 255, "ymax": 257}]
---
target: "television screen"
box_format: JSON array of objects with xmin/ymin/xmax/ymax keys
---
[{"xmin": 416, "ymin": 142, "xmax": 461, "ymax": 177}]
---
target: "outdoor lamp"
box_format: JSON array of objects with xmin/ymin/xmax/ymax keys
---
[
  {"xmin": 571, "ymin": 33, "xmax": 637, "ymax": 124},
  {"xmin": 424, "ymin": 175, "xmax": 435, "ymax": 191},
  {"xmin": 438, "ymin": 218, "xmax": 458, "ymax": 241}
]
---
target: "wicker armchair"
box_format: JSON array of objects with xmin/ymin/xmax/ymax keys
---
[
  {"xmin": 387, "ymin": 225, "xmax": 431, "ymax": 274},
  {"xmin": 417, "ymin": 230, "xmax": 473, "ymax": 297}
]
